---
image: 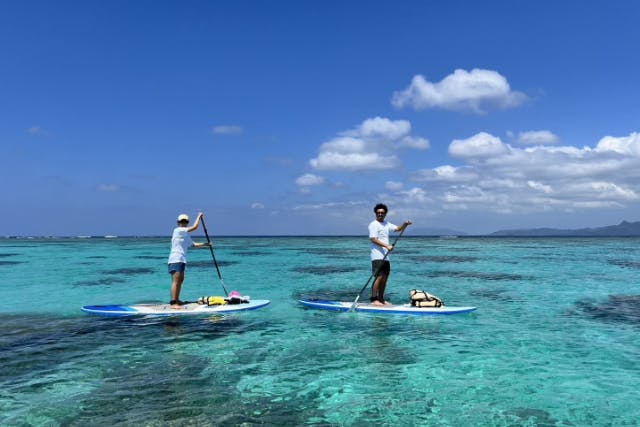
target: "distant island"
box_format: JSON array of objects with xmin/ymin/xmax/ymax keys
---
[{"xmin": 489, "ymin": 220, "xmax": 640, "ymax": 237}]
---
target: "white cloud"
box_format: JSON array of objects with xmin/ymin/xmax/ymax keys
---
[
  {"xmin": 527, "ymin": 180, "xmax": 553, "ymax": 194},
  {"xmin": 212, "ymin": 125, "xmax": 244, "ymax": 135},
  {"xmin": 514, "ymin": 130, "xmax": 560, "ymax": 145},
  {"xmin": 413, "ymin": 165, "xmax": 479, "ymax": 182},
  {"xmin": 449, "ymin": 132, "xmax": 510, "ymax": 160},
  {"xmin": 414, "ymin": 131, "xmax": 640, "ymax": 215},
  {"xmin": 399, "ymin": 136, "xmax": 430, "ymax": 150},
  {"xmin": 385, "ymin": 181, "xmax": 404, "ymax": 191},
  {"xmin": 295, "ymin": 173, "xmax": 325, "ymax": 186},
  {"xmin": 310, "ymin": 151, "xmax": 398, "ymax": 171},
  {"xmin": 309, "ymin": 117, "xmax": 429, "ymax": 171},
  {"xmin": 293, "ymin": 201, "xmax": 367, "ymax": 211},
  {"xmin": 285, "ymin": 132, "xmax": 640, "ymax": 233},
  {"xmin": 401, "ymin": 187, "xmax": 428, "ymax": 203},
  {"xmin": 251, "ymin": 202, "xmax": 265, "ymax": 209},
  {"xmin": 350, "ymin": 117, "xmax": 411, "ymax": 140},
  {"xmin": 595, "ymin": 132, "xmax": 640, "ymax": 156},
  {"xmin": 391, "ymin": 68, "xmax": 527, "ymax": 114}
]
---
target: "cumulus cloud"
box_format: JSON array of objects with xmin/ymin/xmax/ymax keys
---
[
  {"xmin": 309, "ymin": 117, "xmax": 429, "ymax": 171},
  {"xmin": 295, "ymin": 173, "xmax": 325, "ymax": 194},
  {"xmin": 212, "ymin": 125, "xmax": 244, "ymax": 135},
  {"xmin": 347, "ymin": 116, "xmax": 411, "ymax": 140},
  {"xmin": 596, "ymin": 132, "xmax": 640, "ymax": 156},
  {"xmin": 449, "ymin": 132, "xmax": 510, "ymax": 159},
  {"xmin": 391, "ymin": 68, "xmax": 527, "ymax": 114},
  {"xmin": 401, "ymin": 187, "xmax": 428, "ymax": 203},
  {"xmin": 288, "ymin": 134, "xmax": 640, "ymax": 229},
  {"xmin": 512, "ymin": 130, "xmax": 560, "ymax": 145},
  {"xmin": 413, "ymin": 132, "xmax": 640, "ymax": 215},
  {"xmin": 295, "ymin": 173, "xmax": 325, "ymax": 187}
]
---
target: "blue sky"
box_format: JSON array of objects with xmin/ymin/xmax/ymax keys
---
[{"xmin": 2, "ymin": 0, "xmax": 639, "ymax": 236}]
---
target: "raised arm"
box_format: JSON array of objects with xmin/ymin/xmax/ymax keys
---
[
  {"xmin": 396, "ymin": 220, "xmax": 412, "ymax": 233},
  {"xmin": 187, "ymin": 212, "xmax": 204, "ymax": 233}
]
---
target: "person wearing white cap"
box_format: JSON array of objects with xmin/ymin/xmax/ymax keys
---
[{"xmin": 167, "ymin": 212, "xmax": 211, "ymax": 309}]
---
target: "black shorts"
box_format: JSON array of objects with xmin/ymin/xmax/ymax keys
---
[{"xmin": 372, "ymin": 260, "xmax": 390, "ymax": 276}]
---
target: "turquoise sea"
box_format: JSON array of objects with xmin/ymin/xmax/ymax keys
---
[{"xmin": 1, "ymin": 236, "xmax": 639, "ymax": 426}]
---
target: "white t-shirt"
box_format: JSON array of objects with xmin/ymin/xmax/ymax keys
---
[
  {"xmin": 167, "ymin": 226, "xmax": 194, "ymax": 264},
  {"xmin": 369, "ymin": 220, "xmax": 397, "ymax": 261}
]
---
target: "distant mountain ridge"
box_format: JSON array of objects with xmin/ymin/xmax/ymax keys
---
[{"xmin": 490, "ymin": 220, "xmax": 640, "ymax": 237}]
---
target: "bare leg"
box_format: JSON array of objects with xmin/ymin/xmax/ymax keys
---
[
  {"xmin": 378, "ymin": 274, "xmax": 390, "ymax": 305},
  {"xmin": 371, "ymin": 274, "xmax": 388, "ymax": 306},
  {"xmin": 170, "ymin": 271, "xmax": 185, "ymax": 309}
]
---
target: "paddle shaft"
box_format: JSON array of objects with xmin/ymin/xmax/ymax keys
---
[
  {"xmin": 200, "ymin": 215, "xmax": 229, "ymax": 296},
  {"xmin": 350, "ymin": 227, "xmax": 406, "ymax": 311}
]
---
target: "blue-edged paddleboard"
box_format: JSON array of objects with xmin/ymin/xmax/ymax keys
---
[
  {"xmin": 299, "ymin": 299, "xmax": 476, "ymax": 315},
  {"xmin": 82, "ymin": 299, "xmax": 270, "ymax": 317}
]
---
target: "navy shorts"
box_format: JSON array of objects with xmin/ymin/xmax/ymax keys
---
[
  {"xmin": 168, "ymin": 262, "xmax": 186, "ymax": 274},
  {"xmin": 372, "ymin": 260, "xmax": 390, "ymax": 276}
]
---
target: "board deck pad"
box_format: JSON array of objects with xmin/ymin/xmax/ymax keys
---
[
  {"xmin": 82, "ymin": 299, "xmax": 270, "ymax": 317},
  {"xmin": 299, "ymin": 299, "xmax": 476, "ymax": 315}
]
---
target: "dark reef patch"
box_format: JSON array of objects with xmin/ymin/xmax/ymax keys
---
[
  {"xmin": 469, "ymin": 288, "xmax": 514, "ymax": 302},
  {"xmin": 230, "ymin": 251, "xmax": 271, "ymax": 257},
  {"xmin": 134, "ymin": 255, "xmax": 164, "ymax": 260},
  {"xmin": 425, "ymin": 270, "xmax": 526, "ymax": 281},
  {"xmin": 0, "ymin": 253, "xmax": 19, "ymax": 258},
  {"xmin": 574, "ymin": 294, "xmax": 640, "ymax": 325},
  {"xmin": 188, "ymin": 260, "xmax": 238, "ymax": 269},
  {"xmin": 499, "ymin": 407, "xmax": 560, "ymax": 426},
  {"xmin": 408, "ymin": 255, "xmax": 479, "ymax": 264},
  {"xmin": 292, "ymin": 248, "xmax": 357, "ymax": 258},
  {"xmin": 291, "ymin": 266, "xmax": 359, "ymax": 275},
  {"xmin": 74, "ymin": 277, "xmax": 127, "ymax": 287},
  {"xmin": 294, "ymin": 288, "xmax": 361, "ymax": 301},
  {"xmin": 607, "ymin": 259, "xmax": 640, "ymax": 270},
  {"xmin": 100, "ymin": 267, "xmax": 156, "ymax": 275}
]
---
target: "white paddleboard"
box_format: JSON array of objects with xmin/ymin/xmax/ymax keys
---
[
  {"xmin": 82, "ymin": 299, "xmax": 270, "ymax": 317},
  {"xmin": 299, "ymin": 299, "xmax": 476, "ymax": 315}
]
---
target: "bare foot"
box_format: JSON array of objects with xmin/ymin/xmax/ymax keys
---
[
  {"xmin": 170, "ymin": 304, "xmax": 185, "ymax": 310},
  {"xmin": 371, "ymin": 300, "xmax": 385, "ymax": 306},
  {"xmin": 383, "ymin": 300, "xmax": 392, "ymax": 305}
]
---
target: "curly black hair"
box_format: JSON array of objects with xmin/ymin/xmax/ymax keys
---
[{"xmin": 373, "ymin": 203, "xmax": 388, "ymax": 213}]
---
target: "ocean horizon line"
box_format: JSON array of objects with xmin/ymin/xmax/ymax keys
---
[{"xmin": 3, "ymin": 234, "xmax": 640, "ymax": 240}]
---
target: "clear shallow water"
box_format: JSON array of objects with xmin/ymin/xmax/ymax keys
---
[{"xmin": 1, "ymin": 236, "xmax": 639, "ymax": 426}]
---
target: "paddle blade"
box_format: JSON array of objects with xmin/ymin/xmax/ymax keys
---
[{"xmin": 349, "ymin": 295, "xmax": 360, "ymax": 312}]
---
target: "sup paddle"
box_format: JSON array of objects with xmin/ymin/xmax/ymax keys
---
[
  {"xmin": 200, "ymin": 215, "xmax": 229, "ymax": 296},
  {"xmin": 349, "ymin": 227, "xmax": 407, "ymax": 312}
]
